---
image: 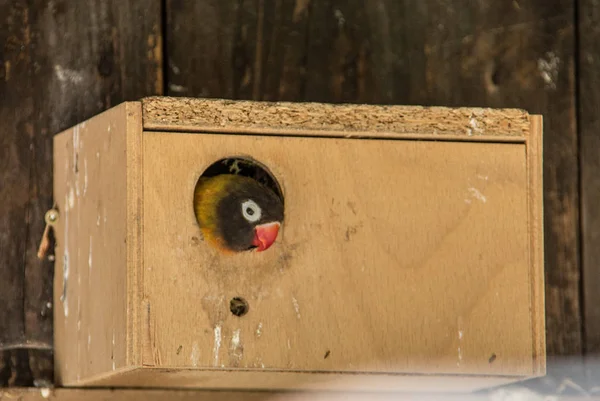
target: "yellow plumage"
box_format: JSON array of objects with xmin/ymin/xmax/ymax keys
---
[
  {"xmin": 193, "ymin": 175, "xmax": 232, "ymax": 252},
  {"xmin": 193, "ymin": 173, "xmax": 284, "ymax": 253}
]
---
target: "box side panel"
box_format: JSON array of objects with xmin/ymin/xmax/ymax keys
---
[
  {"xmin": 142, "ymin": 133, "xmax": 533, "ymax": 377},
  {"xmin": 53, "ymin": 131, "xmax": 69, "ymax": 386},
  {"xmin": 527, "ymin": 115, "xmax": 546, "ymax": 375},
  {"xmin": 53, "ymin": 104, "xmax": 133, "ymax": 385},
  {"xmin": 125, "ymin": 103, "xmax": 144, "ymax": 368},
  {"xmin": 76, "ymin": 367, "xmax": 524, "ymax": 393}
]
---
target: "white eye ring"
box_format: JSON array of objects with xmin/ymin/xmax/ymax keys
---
[{"xmin": 241, "ymin": 199, "xmax": 262, "ymax": 223}]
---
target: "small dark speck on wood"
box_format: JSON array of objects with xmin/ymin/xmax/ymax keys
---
[
  {"xmin": 345, "ymin": 226, "xmax": 358, "ymax": 241},
  {"xmin": 324, "ymin": 350, "xmax": 331, "ymax": 359},
  {"xmin": 176, "ymin": 345, "xmax": 182, "ymax": 355},
  {"xmin": 489, "ymin": 353, "xmax": 497, "ymax": 363}
]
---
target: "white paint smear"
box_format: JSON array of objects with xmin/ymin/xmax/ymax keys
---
[
  {"xmin": 231, "ymin": 329, "xmax": 241, "ymax": 349},
  {"xmin": 467, "ymin": 116, "xmax": 483, "ymax": 136},
  {"xmin": 457, "ymin": 318, "xmax": 464, "ymax": 367},
  {"xmin": 170, "ymin": 62, "xmax": 181, "ymax": 75},
  {"xmin": 469, "ymin": 117, "xmax": 479, "ymax": 131},
  {"xmin": 231, "ymin": 329, "xmax": 243, "ymax": 361},
  {"xmin": 334, "ymin": 9, "xmax": 345, "ymax": 27},
  {"xmin": 61, "ymin": 252, "xmax": 69, "ymax": 317},
  {"xmin": 88, "ymin": 237, "xmax": 92, "ymax": 273},
  {"xmin": 61, "ymin": 191, "xmax": 70, "ymax": 317},
  {"xmin": 54, "ymin": 65, "xmax": 84, "ymax": 84},
  {"xmin": 213, "ymin": 325, "xmax": 222, "ymax": 366},
  {"xmin": 169, "ymin": 83, "xmax": 187, "ymax": 93},
  {"xmin": 292, "ymin": 297, "xmax": 301, "ymax": 319},
  {"xmin": 68, "ymin": 188, "xmax": 75, "ymax": 210},
  {"xmin": 256, "ymin": 322, "xmax": 263, "ymax": 338},
  {"xmin": 83, "ymin": 158, "xmax": 88, "ymax": 196},
  {"xmin": 190, "ymin": 342, "xmax": 200, "ymax": 367},
  {"xmin": 468, "ymin": 187, "xmax": 487, "ymax": 203},
  {"xmin": 537, "ymin": 52, "xmax": 560, "ymax": 90}
]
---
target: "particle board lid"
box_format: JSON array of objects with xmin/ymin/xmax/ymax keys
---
[{"xmin": 140, "ymin": 96, "xmax": 532, "ymax": 141}]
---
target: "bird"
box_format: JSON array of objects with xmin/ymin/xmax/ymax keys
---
[{"xmin": 193, "ymin": 174, "xmax": 284, "ymax": 253}]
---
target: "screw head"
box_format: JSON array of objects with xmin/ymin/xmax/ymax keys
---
[{"xmin": 45, "ymin": 209, "xmax": 59, "ymax": 225}]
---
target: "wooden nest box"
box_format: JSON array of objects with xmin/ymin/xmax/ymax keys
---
[{"xmin": 52, "ymin": 97, "xmax": 545, "ymax": 392}]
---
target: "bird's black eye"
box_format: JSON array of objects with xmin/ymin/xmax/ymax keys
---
[{"xmin": 241, "ymin": 199, "xmax": 261, "ymax": 223}]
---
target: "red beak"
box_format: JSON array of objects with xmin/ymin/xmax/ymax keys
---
[{"xmin": 252, "ymin": 222, "xmax": 281, "ymax": 252}]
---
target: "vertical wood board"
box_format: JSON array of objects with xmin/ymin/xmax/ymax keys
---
[
  {"xmin": 0, "ymin": 0, "xmax": 162, "ymax": 386},
  {"xmin": 578, "ymin": 0, "xmax": 600, "ymax": 355}
]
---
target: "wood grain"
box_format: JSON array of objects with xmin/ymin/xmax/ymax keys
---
[
  {"xmin": 406, "ymin": 0, "xmax": 581, "ymax": 358},
  {"xmin": 116, "ymin": 128, "xmax": 539, "ymax": 391},
  {"xmin": 527, "ymin": 116, "xmax": 546, "ymax": 375},
  {"xmin": 49, "ymin": 97, "xmax": 544, "ymax": 391},
  {"xmin": 578, "ymin": 0, "xmax": 600, "ymax": 356},
  {"xmin": 78, "ymin": 368, "xmax": 521, "ymax": 393},
  {"xmin": 52, "ymin": 103, "xmax": 143, "ymax": 385},
  {"xmin": 0, "ymin": 0, "xmax": 585, "ymax": 391},
  {"xmin": 164, "ymin": 0, "xmax": 579, "ymax": 358},
  {"xmin": 0, "ymin": 0, "xmax": 162, "ymax": 386}
]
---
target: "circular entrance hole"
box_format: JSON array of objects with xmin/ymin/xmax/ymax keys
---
[
  {"xmin": 193, "ymin": 157, "xmax": 285, "ymax": 252},
  {"xmin": 199, "ymin": 157, "xmax": 284, "ymax": 203}
]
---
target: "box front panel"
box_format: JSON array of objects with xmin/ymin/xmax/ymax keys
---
[{"xmin": 142, "ymin": 132, "xmax": 532, "ymax": 376}]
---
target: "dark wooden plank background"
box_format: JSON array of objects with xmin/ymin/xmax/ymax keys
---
[
  {"xmin": 0, "ymin": 0, "xmax": 597, "ymax": 394},
  {"xmin": 0, "ymin": 0, "xmax": 162, "ymax": 386},
  {"xmin": 579, "ymin": 0, "xmax": 600, "ymax": 359}
]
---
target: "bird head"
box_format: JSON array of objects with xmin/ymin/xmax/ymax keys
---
[{"xmin": 194, "ymin": 174, "xmax": 284, "ymax": 253}]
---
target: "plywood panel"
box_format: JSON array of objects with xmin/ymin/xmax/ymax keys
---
[
  {"xmin": 141, "ymin": 132, "xmax": 534, "ymax": 377},
  {"xmin": 79, "ymin": 367, "xmax": 520, "ymax": 392},
  {"xmin": 53, "ymin": 103, "xmax": 142, "ymax": 385},
  {"xmin": 527, "ymin": 116, "xmax": 546, "ymax": 374}
]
